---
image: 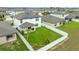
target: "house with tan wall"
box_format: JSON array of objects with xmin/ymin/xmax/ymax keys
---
[
  {"xmin": 0, "ymin": 21, "xmax": 17, "ymax": 45},
  {"xmin": 42, "ymin": 15, "xmax": 64, "ymax": 27}
]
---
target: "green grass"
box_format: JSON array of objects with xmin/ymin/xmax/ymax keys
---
[
  {"xmin": 52, "ymin": 21, "xmax": 79, "ymax": 50},
  {"xmin": 0, "ymin": 15, "xmax": 3, "ymax": 21},
  {"xmin": 58, "ymin": 21, "xmax": 79, "ymax": 36},
  {"xmin": 0, "ymin": 34, "xmax": 29, "ymax": 51},
  {"xmin": 65, "ymin": 10, "xmax": 79, "ymax": 14},
  {"xmin": 24, "ymin": 26, "xmax": 61, "ymax": 50},
  {"xmin": 58, "ymin": 21, "xmax": 79, "ymax": 41}
]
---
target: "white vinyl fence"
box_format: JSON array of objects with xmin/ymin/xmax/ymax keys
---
[
  {"xmin": 37, "ymin": 23, "xmax": 68, "ymax": 51},
  {"xmin": 72, "ymin": 19, "xmax": 79, "ymax": 22},
  {"xmin": 16, "ymin": 23, "xmax": 68, "ymax": 51},
  {"xmin": 16, "ymin": 30, "xmax": 34, "ymax": 51}
]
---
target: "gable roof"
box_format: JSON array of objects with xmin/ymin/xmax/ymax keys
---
[
  {"xmin": 15, "ymin": 13, "xmax": 39, "ymax": 20},
  {"xmin": 19, "ymin": 22, "xmax": 35, "ymax": 29},
  {"xmin": 65, "ymin": 14, "xmax": 79, "ymax": 19},
  {"xmin": 51, "ymin": 12, "xmax": 66, "ymax": 15},
  {"xmin": 42, "ymin": 15, "xmax": 64, "ymax": 24},
  {"xmin": 0, "ymin": 21, "xmax": 16, "ymax": 37}
]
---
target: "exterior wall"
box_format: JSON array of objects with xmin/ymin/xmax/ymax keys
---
[
  {"xmin": 6, "ymin": 11, "xmax": 25, "ymax": 16},
  {"xmin": 72, "ymin": 19, "xmax": 79, "ymax": 22},
  {"xmin": 14, "ymin": 17, "xmax": 42, "ymax": 28},
  {"xmin": 18, "ymin": 26, "xmax": 36, "ymax": 34},
  {"xmin": 0, "ymin": 34, "xmax": 17, "ymax": 45},
  {"xmin": 56, "ymin": 22, "xmax": 63, "ymax": 27},
  {"xmin": 5, "ymin": 15, "xmax": 13, "ymax": 21},
  {"xmin": 22, "ymin": 17, "xmax": 41, "ymax": 27},
  {"xmin": 43, "ymin": 22, "xmax": 55, "ymax": 27},
  {"xmin": 65, "ymin": 20, "xmax": 69, "ymax": 23},
  {"xmin": 51, "ymin": 14, "xmax": 69, "ymax": 19},
  {"xmin": 4, "ymin": 15, "xmax": 15, "ymax": 23},
  {"xmin": 43, "ymin": 22, "xmax": 63, "ymax": 27},
  {"xmin": 38, "ymin": 12, "xmax": 43, "ymax": 16},
  {"xmin": 14, "ymin": 19, "xmax": 21, "ymax": 27}
]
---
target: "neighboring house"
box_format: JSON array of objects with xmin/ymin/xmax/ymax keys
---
[
  {"xmin": 4, "ymin": 14, "xmax": 15, "ymax": 24},
  {"xmin": 50, "ymin": 12, "xmax": 69, "ymax": 19},
  {"xmin": 0, "ymin": 11, "xmax": 7, "ymax": 16},
  {"xmin": 6, "ymin": 11, "xmax": 25, "ymax": 16},
  {"xmin": 0, "ymin": 21, "xmax": 17, "ymax": 45},
  {"xmin": 42, "ymin": 15, "xmax": 64, "ymax": 27},
  {"xmin": 13, "ymin": 13, "xmax": 41, "ymax": 28},
  {"xmin": 65, "ymin": 14, "xmax": 79, "ymax": 22},
  {"xmin": 4, "ymin": 11, "xmax": 25, "ymax": 23}
]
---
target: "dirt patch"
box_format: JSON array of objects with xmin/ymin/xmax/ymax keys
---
[{"xmin": 48, "ymin": 37, "xmax": 69, "ymax": 51}]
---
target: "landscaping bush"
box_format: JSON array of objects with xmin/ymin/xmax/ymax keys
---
[
  {"xmin": 42, "ymin": 12, "xmax": 50, "ymax": 16},
  {"xmin": 21, "ymin": 30, "xmax": 24, "ymax": 35}
]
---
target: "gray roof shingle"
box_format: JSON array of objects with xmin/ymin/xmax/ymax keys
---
[
  {"xmin": 19, "ymin": 22, "xmax": 35, "ymax": 29},
  {"xmin": 15, "ymin": 13, "xmax": 39, "ymax": 20},
  {"xmin": 66, "ymin": 14, "xmax": 79, "ymax": 19},
  {"xmin": 0, "ymin": 21, "xmax": 16, "ymax": 37},
  {"xmin": 42, "ymin": 15, "xmax": 64, "ymax": 24}
]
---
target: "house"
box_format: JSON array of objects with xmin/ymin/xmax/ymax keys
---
[
  {"xmin": 0, "ymin": 11, "xmax": 8, "ymax": 21},
  {"xmin": 18, "ymin": 22, "xmax": 35, "ymax": 33},
  {"xmin": 4, "ymin": 11, "xmax": 25, "ymax": 24},
  {"xmin": 0, "ymin": 11, "xmax": 7, "ymax": 16},
  {"xmin": 65, "ymin": 13, "xmax": 79, "ymax": 22},
  {"xmin": 13, "ymin": 13, "xmax": 41, "ymax": 28},
  {"xmin": 50, "ymin": 12, "xmax": 69, "ymax": 19},
  {"xmin": 4, "ymin": 14, "xmax": 15, "ymax": 24},
  {"xmin": 6, "ymin": 11, "xmax": 25, "ymax": 16},
  {"xmin": 0, "ymin": 21, "xmax": 17, "ymax": 45},
  {"xmin": 42, "ymin": 15, "xmax": 64, "ymax": 27}
]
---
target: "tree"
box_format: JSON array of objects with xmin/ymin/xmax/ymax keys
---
[
  {"xmin": 63, "ymin": 21, "xmax": 65, "ymax": 25},
  {"xmin": 42, "ymin": 12, "xmax": 50, "ymax": 16},
  {"xmin": 27, "ymin": 27, "xmax": 31, "ymax": 40},
  {"xmin": 0, "ymin": 15, "xmax": 4, "ymax": 21},
  {"xmin": 69, "ymin": 18, "xmax": 72, "ymax": 21},
  {"xmin": 21, "ymin": 30, "xmax": 24, "ymax": 35}
]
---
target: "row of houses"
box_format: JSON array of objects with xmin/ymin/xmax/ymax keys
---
[{"xmin": 0, "ymin": 10, "xmax": 79, "ymax": 45}]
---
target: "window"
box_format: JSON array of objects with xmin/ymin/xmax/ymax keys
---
[
  {"xmin": 65, "ymin": 17, "xmax": 68, "ymax": 20},
  {"xmin": 28, "ymin": 26, "xmax": 31, "ymax": 29},
  {"xmin": 20, "ymin": 20, "xmax": 23, "ymax": 23},
  {"xmin": 36, "ymin": 18, "xmax": 39, "ymax": 21},
  {"xmin": 54, "ymin": 24, "xmax": 56, "ymax": 26},
  {"xmin": 75, "ymin": 16, "xmax": 79, "ymax": 19},
  {"xmin": 35, "ymin": 24, "xmax": 38, "ymax": 26},
  {"xmin": 6, "ymin": 35, "xmax": 13, "ymax": 41},
  {"xmin": 69, "ymin": 18, "xmax": 72, "ymax": 21},
  {"xmin": 31, "ymin": 28, "xmax": 34, "ymax": 30}
]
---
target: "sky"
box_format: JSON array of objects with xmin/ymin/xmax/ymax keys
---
[{"xmin": 0, "ymin": 0, "xmax": 79, "ymax": 7}]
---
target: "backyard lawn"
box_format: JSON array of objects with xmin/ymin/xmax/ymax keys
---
[
  {"xmin": 24, "ymin": 26, "xmax": 61, "ymax": 50},
  {"xmin": 0, "ymin": 34, "xmax": 29, "ymax": 51},
  {"xmin": 50, "ymin": 21, "xmax": 79, "ymax": 51}
]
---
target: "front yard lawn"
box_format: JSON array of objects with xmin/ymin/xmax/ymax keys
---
[
  {"xmin": 24, "ymin": 26, "xmax": 61, "ymax": 50},
  {"xmin": 0, "ymin": 34, "xmax": 29, "ymax": 51}
]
